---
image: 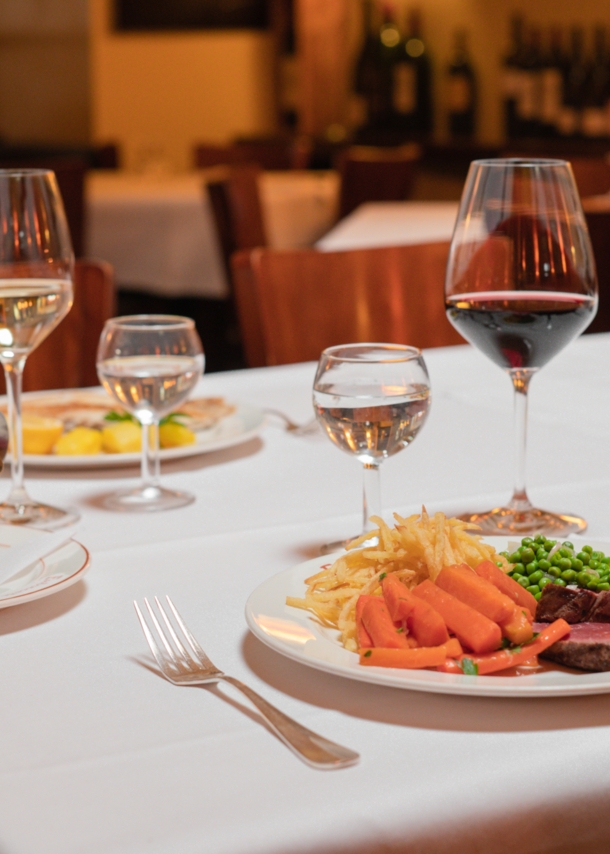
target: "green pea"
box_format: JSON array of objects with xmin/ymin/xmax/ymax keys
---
[
  {"xmin": 563, "ymin": 541, "xmax": 574, "ymax": 550},
  {"xmin": 529, "ymin": 570, "xmax": 543, "ymax": 584},
  {"xmin": 591, "ymin": 551, "xmax": 604, "ymax": 561},
  {"xmin": 559, "ymin": 547, "xmax": 572, "ymax": 559},
  {"xmin": 583, "ymin": 545, "xmax": 593, "ymax": 554},
  {"xmin": 554, "ymin": 578, "xmax": 567, "ymax": 586},
  {"xmin": 550, "ymin": 554, "xmax": 561, "ymax": 566},
  {"xmin": 521, "ymin": 537, "xmax": 534, "ymax": 547},
  {"xmin": 558, "ymin": 557, "xmax": 572, "ymax": 571},
  {"xmin": 534, "ymin": 591, "xmax": 542, "ymax": 601},
  {"xmin": 588, "ymin": 580, "xmax": 600, "ymax": 591},
  {"xmin": 598, "ymin": 583, "xmax": 610, "ymax": 591},
  {"xmin": 544, "ymin": 539, "xmax": 556, "ymax": 551},
  {"xmin": 535, "ymin": 548, "xmax": 546, "ymax": 561},
  {"xmin": 539, "ymin": 577, "xmax": 552, "ymax": 589},
  {"xmin": 548, "ymin": 567, "xmax": 561, "ymax": 578},
  {"xmin": 561, "ymin": 569, "xmax": 577, "ymax": 583},
  {"xmin": 517, "ymin": 577, "xmax": 530, "ymax": 588},
  {"xmin": 571, "ymin": 558, "xmax": 583, "ymax": 571},
  {"xmin": 589, "ymin": 560, "xmax": 599, "ymax": 570},
  {"xmin": 578, "ymin": 571, "xmax": 592, "ymax": 586},
  {"xmin": 526, "ymin": 561, "xmax": 538, "ymax": 575},
  {"xmin": 534, "ymin": 534, "xmax": 546, "ymax": 544},
  {"xmin": 538, "ymin": 559, "xmax": 551, "ymax": 571},
  {"xmin": 520, "ymin": 547, "xmax": 535, "ymax": 565},
  {"xmin": 576, "ymin": 551, "xmax": 589, "ymax": 563},
  {"xmin": 513, "ymin": 562, "xmax": 525, "ymax": 575},
  {"xmin": 499, "ymin": 551, "xmax": 509, "ymax": 558},
  {"xmin": 526, "ymin": 585, "xmax": 540, "ymax": 595},
  {"xmin": 508, "ymin": 551, "xmax": 522, "ymax": 564}
]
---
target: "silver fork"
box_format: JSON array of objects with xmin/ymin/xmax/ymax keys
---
[
  {"xmin": 263, "ymin": 408, "xmax": 319, "ymax": 435},
  {"xmin": 134, "ymin": 596, "xmax": 359, "ymax": 770}
]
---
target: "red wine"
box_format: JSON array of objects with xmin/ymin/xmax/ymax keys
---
[{"xmin": 446, "ymin": 290, "xmax": 596, "ymax": 370}]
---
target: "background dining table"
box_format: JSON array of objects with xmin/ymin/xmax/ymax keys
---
[
  {"xmin": 1, "ymin": 333, "xmax": 610, "ymax": 854},
  {"xmin": 85, "ymin": 169, "xmax": 340, "ymax": 298}
]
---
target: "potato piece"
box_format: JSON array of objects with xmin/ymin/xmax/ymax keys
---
[
  {"xmin": 159, "ymin": 422, "xmax": 196, "ymax": 448},
  {"xmin": 101, "ymin": 421, "xmax": 141, "ymax": 454},
  {"xmin": 54, "ymin": 427, "xmax": 102, "ymax": 456},
  {"xmin": 22, "ymin": 415, "xmax": 64, "ymax": 455}
]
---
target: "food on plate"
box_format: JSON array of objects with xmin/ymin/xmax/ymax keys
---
[
  {"xmin": 1, "ymin": 393, "xmax": 235, "ymax": 455},
  {"xmin": 534, "ymin": 622, "xmax": 610, "ymax": 671},
  {"xmin": 54, "ymin": 426, "xmax": 103, "ymax": 456},
  {"xmin": 21, "ymin": 415, "xmax": 64, "ymax": 455},
  {"xmin": 503, "ymin": 535, "xmax": 610, "ymax": 597}
]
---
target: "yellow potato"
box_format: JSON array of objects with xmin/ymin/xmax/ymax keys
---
[
  {"xmin": 22, "ymin": 415, "xmax": 64, "ymax": 455},
  {"xmin": 101, "ymin": 421, "xmax": 142, "ymax": 454},
  {"xmin": 54, "ymin": 427, "xmax": 103, "ymax": 456},
  {"xmin": 159, "ymin": 422, "xmax": 196, "ymax": 448}
]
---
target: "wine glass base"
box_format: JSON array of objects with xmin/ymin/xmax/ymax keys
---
[
  {"xmin": 458, "ymin": 506, "xmax": 587, "ymax": 538},
  {"xmin": 102, "ymin": 485, "xmax": 195, "ymax": 513},
  {"xmin": 0, "ymin": 501, "xmax": 79, "ymax": 529},
  {"xmin": 319, "ymin": 533, "xmax": 379, "ymax": 556}
]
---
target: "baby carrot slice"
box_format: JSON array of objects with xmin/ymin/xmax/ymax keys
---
[
  {"xmin": 436, "ymin": 563, "xmax": 516, "ymax": 624},
  {"xmin": 359, "ymin": 646, "xmax": 447, "ymax": 669},
  {"xmin": 360, "ymin": 596, "xmax": 411, "ymax": 649},
  {"xmin": 474, "ymin": 560, "xmax": 536, "ymax": 619},
  {"xmin": 413, "ymin": 580, "xmax": 502, "ymax": 654},
  {"xmin": 500, "ymin": 606, "xmax": 534, "ymax": 645},
  {"xmin": 355, "ymin": 595, "xmax": 375, "ymax": 648},
  {"xmin": 381, "ymin": 574, "xmax": 449, "ymax": 647}
]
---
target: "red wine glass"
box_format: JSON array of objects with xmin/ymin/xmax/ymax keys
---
[{"xmin": 445, "ymin": 158, "xmax": 598, "ymax": 535}]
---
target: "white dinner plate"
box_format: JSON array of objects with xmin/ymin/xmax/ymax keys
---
[
  {"xmin": 7, "ymin": 390, "xmax": 265, "ymax": 468},
  {"xmin": 245, "ymin": 535, "xmax": 610, "ymax": 698},
  {"xmin": 0, "ymin": 526, "xmax": 90, "ymax": 608}
]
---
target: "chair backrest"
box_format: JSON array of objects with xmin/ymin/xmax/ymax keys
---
[
  {"xmin": 583, "ymin": 208, "xmax": 610, "ymax": 335},
  {"xmin": 21, "ymin": 258, "xmax": 116, "ymax": 391},
  {"xmin": 336, "ymin": 144, "xmax": 422, "ymax": 219},
  {"xmin": 0, "ymin": 156, "xmax": 87, "ymax": 257},
  {"xmin": 207, "ymin": 167, "xmax": 268, "ymax": 282},
  {"xmin": 194, "ymin": 136, "xmax": 312, "ymax": 171},
  {"xmin": 231, "ymin": 241, "xmax": 462, "ymax": 367},
  {"xmin": 569, "ymin": 157, "xmax": 610, "ymax": 199}
]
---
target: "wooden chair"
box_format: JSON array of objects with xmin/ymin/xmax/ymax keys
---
[
  {"xmin": 19, "ymin": 258, "xmax": 116, "ymax": 391},
  {"xmin": 194, "ymin": 136, "xmax": 312, "ymax": 171},
  {"xmin": 230, "ymin": 242, "xmax": 462, "ymax": 367},
  {"xmin": 207, "ymin": 166, "xmax": 268, "ymax": 281},
  {"xmin": 336, "ymin": 144, "xmax": 422, "ymax": 219},
  {"xmin": 569, "ymin": 157, "xmax": 610, "ymax": 199}
]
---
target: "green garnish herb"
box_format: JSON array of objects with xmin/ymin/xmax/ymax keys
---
[
  {"xmin": 104, "ymin": 410, "xmax": 135, "ymax": 423},
  {"xmin": 379, "ymin": 572, "xmax": 387, "ymax": 580},
  {"xmin": 500, "ymin": 637, "xmax": 511, "ymax": 649},
  {"xmin": 396, "ymin": 627, "xmax": 404, "ymax": 633},
  {"xmin": 363, "ymin": 649, "xmax": 372, "ymax": 657},
  {"xmin": 460, "ymin": 658, "xmax": 478, "ymax": 676},
  {"xmin": 510, "ymin": 645, "xmax": 523, "ymax": 655},
  {"xmin": 159, "ymin": 412, "xmax": 188, "ymax": 426}
]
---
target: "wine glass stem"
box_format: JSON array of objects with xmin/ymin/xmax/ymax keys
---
[
  {"xmin": 362, "ymin": 462, "xmax": 381, "ymax": 533},
  {"xmin": 509, "ymin": 368, "xmax": 535, "ymax": 513},
  {"xmin": 3, "ymin": 357, "xmax": 30, "ymax": 507},
  {"xmin": 139, "ymin": 418, "xmax": 160, "ymax": 490}
]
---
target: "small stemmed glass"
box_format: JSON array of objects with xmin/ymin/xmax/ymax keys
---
[
  {"xmin": 96, "ymin": 315, "xmax": 204, "ymax": 511},
  {"xmin": 313, "ymin": 343, "xmax": 430, "ymax": 553}
]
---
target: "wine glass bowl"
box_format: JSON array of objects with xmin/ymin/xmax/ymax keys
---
[
  {"xmin": 0, "ymin": 169, "xmax": 76, "ymax": 527},
  {"xmin": 313, "ymin": 343, "xmax": 430, "ymax": 553},
  {"xmin": 96, "ymin": 315, "xmax": 204, "ymax": 512},
  {"xmin": 445, "ymin": 159, "xmax": 598, "ymax": 535}
]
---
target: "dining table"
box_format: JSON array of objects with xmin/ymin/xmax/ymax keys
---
[
  {"xmin": 1, "ymin": 332, "xmax": 610, "ymax": 854},
  {"xmin": 85, "ymin": 169, "xmax": 339, "ymax": 298}
]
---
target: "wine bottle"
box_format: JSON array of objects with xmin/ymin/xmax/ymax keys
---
[
  {"xmin": 515, "ymin": 26, "xmax": 542, "ymax": 138},
  {"xmin": 353, "ymin": 0, "xmax": 384, "ymax": 129},
  {"xmin": 502, "ymin": 14, "xmax": 526, "ymax": 139},
  {"xmin": 392, "ymin": 8, "xmax": 432, "ymax": 136},
  {"xmin": 557, "ymin": 27, "xmax": 587, "ymax": 138},
  {"xmin": 582, "ymin": 26, "xmax": 610, "ymax": 138},
  {"xmin": 540, "ymin": 26, "xmax": 565, "ymax": 138},
  {"xmin": 446, "ymin": 30, "xmax": 476, "ymax": 139},
  {"xmin": 378, "ymin": 3, "xmax": 402, "ymax": 128}
]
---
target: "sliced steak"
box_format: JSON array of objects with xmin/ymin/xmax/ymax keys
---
[
  {"xmin": 588, "ymin": 590, "xmax": 610, "ymax": 623},
  {"xmin": 535, "ymin": 585, "xmax": 597, "ymax": 623},
  {"xmin": 534, "ymin": 622, "xmax": 610, "ymax": 671}
]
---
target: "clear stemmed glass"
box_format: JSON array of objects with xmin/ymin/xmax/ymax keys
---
[
  {"xmin": 313, "ymin": 343, "xmax": 430, "ymax": 553},
  {"xmin": 96, "ymin": 315, "xmax": 204, "ymax": 511},
  {"xmin": 445, "ymin": 158, "xmax": 598, "ymax": 535},
  {"xmin": 0, "ymin": 169, "xmax": 76, "ymax": 527}
]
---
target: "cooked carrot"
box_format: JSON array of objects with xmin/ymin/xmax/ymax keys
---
[
  {"xmin": 500, "ymin": 606, "xmax": 534, "ymax": 645},
  {"xmin": 355, "ymin": 595, "xmax": 375, "ymax": 648},
  {"xmin": 412, "ymin": 580, "xmax": 502, "ymax": 654},
  {"xmin": 444, "ymin": 637, "xmax": 463, "ymax": 658},
  {"xmin": 381, "ymin": 574, "xmax": 449, "ymax": 647},
  {"xmin": 449, "ymin": 619, "xmax": 570, "ymax": 675},
  {"xmin": 359, "ymin": 645, "xmax": 448, "ymax": 669},
  {"xmin": 361, "ymin": 596, "xmax": 411, "ymax": 649},
  {"xmin": 436, "ymin": 563, "xmax": 516, "ymax": 624},
  {"xmin": 474, "ymin": 560, "xmax": 536, "ymax": 619}
]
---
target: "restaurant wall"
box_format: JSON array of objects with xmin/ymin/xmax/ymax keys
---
[{"xmin": 89, "ymin": 0, "xmax": 277, "ymax": 171}]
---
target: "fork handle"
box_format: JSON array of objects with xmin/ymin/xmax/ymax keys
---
[{"xmin": 221, "ymin": 675, "xmax": 359, "ymax": 770}]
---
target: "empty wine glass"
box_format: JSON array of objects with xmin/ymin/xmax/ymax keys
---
[
  {"xmin": 0, "ymin": 169, "xmax": 76, "ymax": 527},
  {"xmin": 313, "ymin": 343, "xmax": 430, "ymax": 553},
  {"xmin": 96, "ymin": 315, "xmax": 204, "ymax": 511},
  {"xmin": 445, "ymin": 158, "xmax": 597, "ymax": 535}
]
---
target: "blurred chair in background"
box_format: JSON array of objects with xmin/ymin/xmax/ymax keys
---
[
  {"xmin": 18, "ymin": 259, "xmax": 115, "ymax": 392},
  {"xmin": 569, "ymin": 157, "xmax": 610, "ymax": 199},
  {"xmin": 231, "ymin": 241, "xmax": 461, "ymax": 367},
  {"xmin": 336, "ymin": 144, "xmax": 422, "ymax": 219},
  {"xmin": 194, "ymin": 135, "xmax": 312, "ymax": 171}
]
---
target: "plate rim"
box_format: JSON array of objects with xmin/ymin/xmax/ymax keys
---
[
  {"xmin": 3, "ymin": 389, "xmax": 265, "ymax": 468},
  {"xmin": 0, "ymin": 538, "xmax": 90, "ymax": 609},
  {"xmin": 245, "ymin": 535, "xmax": 610, "ymax": 698}
]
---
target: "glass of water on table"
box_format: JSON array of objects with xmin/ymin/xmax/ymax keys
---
[
  {"xmin": 313, "ymin": 343, "xmax": 430, "ymax": 554},
  {"xmin": 96, "ymin": 315, "xmax": 204, "ymax": 511}
]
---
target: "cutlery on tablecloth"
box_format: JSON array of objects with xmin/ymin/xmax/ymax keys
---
[
  {"xmin": 262, "ymin": 409, "xmax": 319, "ymax": 435},
  {"xmin": 134, "ymin": 595, "xmax": 359, "ymax": 770}
]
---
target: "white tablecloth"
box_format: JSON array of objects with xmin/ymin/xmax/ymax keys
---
[
  {"xmin": 2, "ymin": 335, "xmax": 610, "ymax": 854},
  {"xmin": 85, "ymin": 170, "xmax": 339, "ymax": 299},
  {"xmin": 316, "ymin": 201, "xmax": 459, "ymax": 251}
]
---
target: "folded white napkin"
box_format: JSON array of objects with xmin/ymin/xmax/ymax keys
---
[{"xmin": 0, "ymin": 529, "xmax": 77, "ymax": 586}]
